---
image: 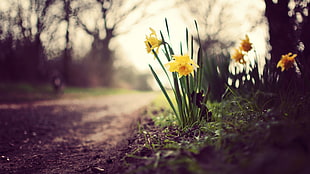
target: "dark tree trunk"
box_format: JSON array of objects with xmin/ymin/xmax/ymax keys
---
[
  {"xmin": 298, "ymin": 2, "xmax": 310, "ymax": 73},
  {"xmin": 34, "ymin": 34, "xmax": 46, "ymax": 81},
  {"xmin": 264, "ymin": 0, "xmax": 300, "ymax": 90},
  {"xmin": 63, "ymin": 0, "xmax": 72, "ymax": 84},
  {"xmin": 295, "ymin": 1, "xmax": 310, "ymax": 91},
  {"xmin": 264, "ymin": 0, "xmax": 296, "ymax": 65},
  {"xmin": 88, "ymin": 31, "xmax": 114, "ymax": 86}
]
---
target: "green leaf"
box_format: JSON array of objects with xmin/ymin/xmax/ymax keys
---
[
  {"xmin": 160, "ymin": 31, "xmax": 171, "ymax": 61},
  {"xmin": 190, "ymin": 35, "xmax": 194, "ymax": 60},
  {"xmin": 165, "ymin": 18, "xmax": 170, "ymax": 39},
  {"xmin": 194, "ymin": 20, "xmax": 201, "ymax": 47},
  {"xmin": 149, "ymin": 65, "xmax": 179, "ymax": 122},
  {"xmin": 152, "ymin": 49, "xmax": 174, "ymax": 90},
  {"xmin": 180, "ymin": 42, "xmax": 183, "ymax": 55},
  {"xmin": 186, "ymin": 28, "xmax": 189, "ymax": 50}
]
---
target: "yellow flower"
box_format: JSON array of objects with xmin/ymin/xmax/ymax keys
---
[
  {"xmin": 231, "ymin": 48, "xmax": 246, "ymax": 64},
  {"xmin": 277, "ymin": 52, "xmax": 297, "ymax": 71},
  {"xmin": 165, "ymin": 54, "xmax": 199, "ymax": 78},
  {"xmin": 240, "ymin": 34, "xmax": 252, "ymax": 52},
  {"xmin": 144, "ymin": 28, "xmax": 162, "ymax": 54}
]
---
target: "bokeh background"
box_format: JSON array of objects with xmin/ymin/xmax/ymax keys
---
[{"xmin": 0, "ymin": 0, "xmax": 308, "ymax": 92}]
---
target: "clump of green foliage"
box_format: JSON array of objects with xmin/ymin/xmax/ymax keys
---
[
  {"xmin": 125, "ymin": 26, "xmax": 310, "ymax": 173},
  {"xmin": 145, "ymin": 19, "xmax": 211, "ymax": 129},
  {"xmin": 125, "ymin": 86, "xmax": 310, "ymax": 173}
]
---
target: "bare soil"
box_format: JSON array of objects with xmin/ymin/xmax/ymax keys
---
[{"xmin": 0, "ymin": 92, "xmax": 157, "ymax": 174}]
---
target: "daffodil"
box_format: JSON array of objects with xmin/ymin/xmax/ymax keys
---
[
  {"xmin": 277, "ymin": 52, "xmax": 297, "ymax": 72},
  {"xmin": 165, "ymin": 54, "xmax": 199, "ymax": 78},
  {"xmin": 231, "ymin": 48, "xmax": 246, "ymax": 64},
  {"xmin": 240, "ymin": 34, "xmax": 252, "ymax": 52},
  {"xmin": 144, "ymin": 28, "xmax": 162, "ymax": 54}
]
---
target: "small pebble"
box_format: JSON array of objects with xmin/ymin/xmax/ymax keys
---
[{"xmin": 91, "ymin": 166, "xmax": 105, "ymax": 173}]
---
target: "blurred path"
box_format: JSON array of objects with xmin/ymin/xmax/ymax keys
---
[
  {"xmin": 0, "ymin": 92, "xmax": 158, "ymax": 145},
  {"xmin": 0, "ymin": 92, "xmax": 157, "ymax": 173}
]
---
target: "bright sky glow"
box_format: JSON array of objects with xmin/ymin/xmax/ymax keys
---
[
  {"xmin": 0, "ymin": 0, "xmax": 267, "ymax": 74},
  {"xmin": 113, "ymin": 8, "xmax": 188, "ymax": 71},
  {"xmin": 113, "ymin": 0, "xmax": 267, "ymax": 73}
]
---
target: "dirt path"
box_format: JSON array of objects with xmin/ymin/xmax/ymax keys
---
[{"xmin": 0, "ymin": 92, "xmax": 157, "ymax": 174}]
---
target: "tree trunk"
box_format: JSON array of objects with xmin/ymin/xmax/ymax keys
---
[
  {"xmin": 63, "ymin": 0, "xmax": 72, "ymax": 84},
  {"xmin": 264, "ymin": 0, "xmax": 299, "ymax": 90},
  {"xmin": 264, "ymin": 0, "xmax": 296, "ymax": 65}
]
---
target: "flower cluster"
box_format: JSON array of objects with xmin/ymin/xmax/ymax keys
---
[
  {"xmin": 231, "ymin": 34, "xmax": 253, "ymax": 64},
  {"xmin": 240, "ymin": 34, "xmax": 253, "ymax": 52},
  {"xmin": 165, "ymin": 54, "xmax": 199, "ymax": 78},
  {"xmin": 231, "ymin": 48, "xmax": 246, "ymax": 64},
  {"xmin": 144, "ymin": 22, "xmax": 208, "ymax": 128},
  {"xmin": 144, "ymin": 28, "xmax": 162, "ymax": 54},
  {"xmin": 277, "ymin": 52, "xmax": 297, "ymax": 72},
  {"xmin": 144, "ymin": 28, "xmax": 198, "ymax": 78}
]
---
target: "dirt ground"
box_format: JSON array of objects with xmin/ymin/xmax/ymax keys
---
[{"xmin": 0, "ymin": 92, "xmax": 157, "ymax": 174}]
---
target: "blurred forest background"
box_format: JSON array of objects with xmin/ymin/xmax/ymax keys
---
[{"xmin": 0, "ymin": 0, "xmax": 309, "ymax": 93}]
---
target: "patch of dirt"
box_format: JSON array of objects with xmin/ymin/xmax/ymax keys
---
[{"xmin": 0, "ymin": 92, "xmax": 157, "ymax": 174}]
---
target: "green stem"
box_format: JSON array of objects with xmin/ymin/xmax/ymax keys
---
[{"xmin": 149, "ymin": 65, "xmax": 179, "ymax": 122}]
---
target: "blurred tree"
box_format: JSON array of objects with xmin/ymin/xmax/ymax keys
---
[
  {"xmin": 180, "ymin": 0, "xmax": 233, "ymax": 53},
  {"xmin": 0, "ymin": 0, "xmax": 156, "ymax": 86},
  {"xmin": 71, "ymin": 0, "xmax": 153, "ymax": 86},
  {"xmin": 31, "ymin": 0, "xmax": 55, "ymax": 81},
  {"xmin": 179, "ymin": 0, "xmax": 264, "ymax": 53},
  {"xmin": 264, "ymin": 0, "xmax": 310, "ymax": 91},
  {"xmin": 0, "ymin": 0, "xmax": 56, "ymax": 82},
  {"xmin": 62, "ymin": 0, "xmax": 72, "ymax": 84},
  {"xmin": 293, "ymin": 0, "xmax": 310, "ymax": 86},
  {"xmin": 264, "ymin": 0, "xmax": 295, "ymax": 66},
  {"xmin": 179, "ymin": 0, "xmax": 265, "ymax": 101}
]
